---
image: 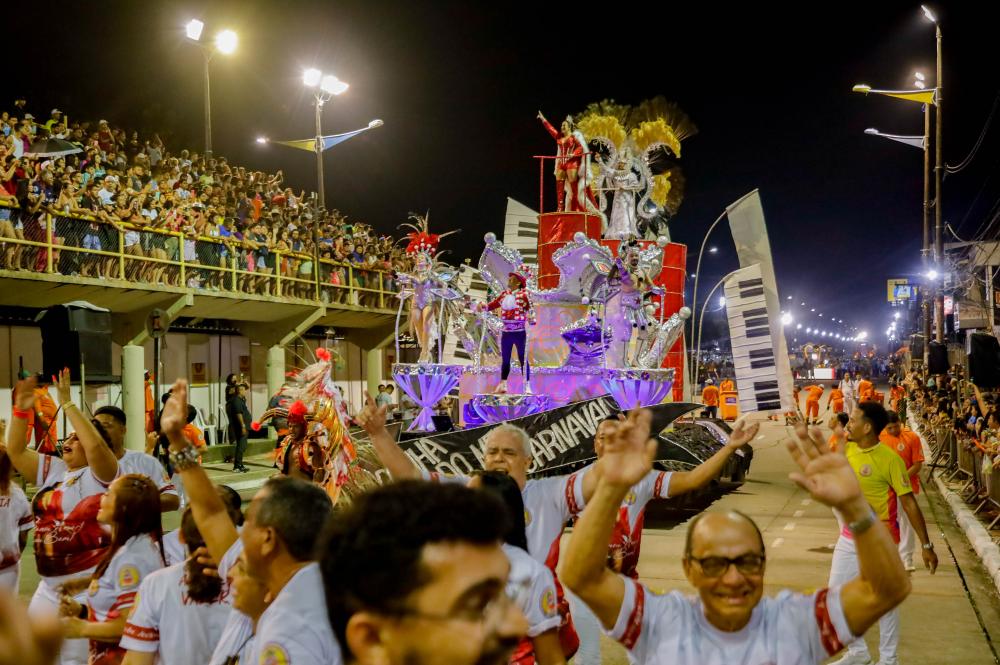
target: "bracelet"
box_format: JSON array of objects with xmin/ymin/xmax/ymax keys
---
[
  {"xmin": 846, "ymin": 508, "xmax": 878, "ymax": 537},
  {"xmin": 12, "ymin": 408, "xmax": 31, "ymax": 420},
  {"xmin": 61, "ymin": 402, "xmax": 76, "ymax": 411},
  {"xmin": 168, "ymin": 445, "xmax": 200, "ymax": 471}
]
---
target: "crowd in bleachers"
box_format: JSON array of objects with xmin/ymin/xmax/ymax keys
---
[{"xmin": 0, "ymin": 101, "xmax": 409, "ymax": 304}]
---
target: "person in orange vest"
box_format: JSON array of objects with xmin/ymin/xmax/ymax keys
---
[
  {"xmin": 803, "ymin": 383, "xmax": 824, "ymax": 424},
  {"xmin": 144, "ymin": 369, "xmax": 156, "ymax": 433},
  {"xmin": 25, "ymin": 372, "xmax": 58, "ymax": 454},
  {"xmin": 858, "ymin": 375, "xmax": 874, "ymax": 403},
  {"xmin": 879, "ymin": 411, "xmax": 925, "ymax": 571},
  {"xmin": 827, "ymin": 412, "xmax": 849, "ymax": 453},
  {"xmin": 701, "ymin": 379, "xmax": 720, "ymax": 419},
  {"xmin": 889, "ymin": 382, "xmax": 905, "ymax": 412},
  {"xmin": 720, "ymin": 377, "xmax": 735, "ymax": 393},
  {"xmin": 826, "ymin": 382, "xmax": 845, "ymax": 414}
]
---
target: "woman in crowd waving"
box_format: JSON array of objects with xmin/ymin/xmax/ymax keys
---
[{"xmin": 5, "ymin": 368, "xmax": 119, "ymax": 665}]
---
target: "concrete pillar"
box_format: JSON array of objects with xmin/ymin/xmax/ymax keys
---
[
  {"xmin": 366, "ymin": 347, "xmax": 384, "ymax": 398},
  {"xmin": 266, "ymin": 345, "xmax": 285, "ymax": 400},
  {"xmin": 122, "ymin": 344, "xmax": 146, "ymax": 451}
]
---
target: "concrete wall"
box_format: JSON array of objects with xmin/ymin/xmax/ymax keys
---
[{"xmin": 0, "ymin": 325, "xmax": 394, "ymax": 439}]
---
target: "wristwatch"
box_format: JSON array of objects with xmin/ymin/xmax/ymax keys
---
[
  {"xmin": 168, "ymin": 445, "xmax": 200, "ymax": 471},
  {"xmin": 846, "ymin": 508, "xmax": 877, "ymax": 537},
  {"xmin": 923, "ymin": 542, "xmax": 935, "ymax": 550}
]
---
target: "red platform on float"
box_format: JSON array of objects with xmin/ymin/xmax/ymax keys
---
[{"xmin": 535, "ymin": 212, "xmax": 687, "ymax": 401}]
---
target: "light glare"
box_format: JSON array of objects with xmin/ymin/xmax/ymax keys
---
[
  {"xmin": 185, "ymin": 19, "xmax": 204, "ymax": 41},
  {"xmin": 215, "ymin": 29, "xmax": 238, "ymax": 54},
  {"xmin": 303, "ymin": 68, "xmax": 322, "ymax": 87}
]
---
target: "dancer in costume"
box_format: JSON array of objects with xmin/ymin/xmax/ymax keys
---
[
  {"xmin": 479, "ymin": 266, "xmax": 534, "ymax": 394},
  {"xmin": 538, "ymin": 111, "xmax": 600, "ymax": 215},
  {"xmin": 395, "ymin": 213, "xmax": 459, "ymax": 363},
  {"xmin": 601, "ymin": 148, "xmax": 642, "ymax": 240},
  {"xmin": 605, "ymin": 241, "xmax": 656, "ymax": 368}
]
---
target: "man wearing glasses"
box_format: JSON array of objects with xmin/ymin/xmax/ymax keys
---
[{"xmin": 562, "ymin": 409, "xmax": 913, "ymax": 664}]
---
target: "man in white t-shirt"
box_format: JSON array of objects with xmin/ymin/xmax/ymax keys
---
[
  {"xmin": 318, "ymin": 480, "xmax": 529, "ymax": 665},
  {"xmin": 159, "ymin": 379, "xmax": 340, "ymax": 665},
  {"xmin": 93, "ymin": 406, "xmax": 179, "ymax": 512},
  {"xmin": 561, "ymin": 412, "xmax": 913, "ymax": 665}
]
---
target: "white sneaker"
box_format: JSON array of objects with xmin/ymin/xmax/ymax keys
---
[
  {"xmin": 524, "ymin": 382, "xmax": 534, "ymax": 395},
  {"xmin": 902, "ymin": 556, "xmax": 916, "ymax": 572},
  {"xmin": 829, "ymin": 653, "xmax": 872, "ymax": 665}
]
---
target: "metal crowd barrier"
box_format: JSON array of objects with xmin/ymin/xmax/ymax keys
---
[{"xmin": 0, "ymin": 204, "xmax": 399, "ymax": 309}]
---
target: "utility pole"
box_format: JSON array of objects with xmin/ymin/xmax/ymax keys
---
[{"xmin": 933, "ymin": 22, "xmax": 944, "ymax": 342}]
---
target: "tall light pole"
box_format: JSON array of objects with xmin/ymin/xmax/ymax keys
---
[
  {"xmin": 302, "ymin": 68, "xmax": 349, "ymax": 211},
  {"xmin": 924, "ymin": 5, "xmax": 945, "ymax": 343},
  {"xmin": 185, "ymin": 20, "xmax": 237, "ymax": 158}
]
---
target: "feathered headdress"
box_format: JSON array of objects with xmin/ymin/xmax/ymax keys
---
[{"xmin": 398, "ymin": 211, "xmax": 460, "ymax": 256}]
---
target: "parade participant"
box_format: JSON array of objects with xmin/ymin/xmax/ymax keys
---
[
  {"xmin": 59, "ymin": 475, "xmax": 165, "ymax": 665},
  {"xmin": 26, "ymin": 373, "xmax": 58, "ymax": 454},
  {"xmin": 841, "ymin": 372, "xmax": 859, "ymax": 414},
  {"xmin": 225, "ymin": 383, "xmax": 251, "ymax": 473},
  {"xmin": 605, "ymin": 241, "xmax": 655, "ymax": 368},
  {"xmin": 857, "ymin": 375, "xmax": 874, "ymax": 404},
  {"xmin": 119, "ymin": 508, "xmax": 232, "ymax": 665},
  {"xmin": 208, "ymin": 551, "xmax": 269, "ymax": 665},
  {"xmin": 562, "ymin": 409, "xmax": 912, "ymax": 665},
  {"xmin": 701, "ymin": 380, "xmax": 719, "ymax": 419},
  {"xmin": 162, "ymin": 485, "xmax": 241, "ymax": 566},
  {"xmin": 0, "ymin": 443, "xmax": 31, "ymax": 592},
  {"xmin": 804, "ymin": 383, "xmax": 825, "ymax": 424},
  {"xmin": 159, "ymin": 379, "xmax": 340, "ymax": 665},
  {"xmin": 480, "ymin": 267, "xmax": 534, "ymax": 394},
  {"xmin": 318, "ymin": 480, "xmax": 529, "ymax": 665},
  {"xmin": 828, "ymin": 412, "xmax": 849, "ymax": 453},
  {"xmin": 879, "ymin": 412, "xmax": 925, "ymax": 572},
  {"xmin": 274, "ymin": 401, "xmax": 327, "ymax": 483},
  {"xmin": 6, "ymin": 370, "xmax": 119, "ymax": 665},
  {"xmin": 828, "ymin": 403, "xmax": 937, "ymax": 665},
  {"xmin": 720, "ymin": 377, "xmax": 735, "ymax": 393},
  {"xmin": 472, "ymin": 471, "xmax": 564, "ymax": 665},
  {"xmin": 601, "ymin": 149, "xmax": 641, "ymax": 240},
  {"xmin": 143, "ymin": 371, "xmax": 155, "ymax": 434},
  {"xmin": 93, "ymin": 406, "xmax": 180, "ymax": 512},
  {"xmin": 538, "ymin": 111, "xmax": 585, "ymax": 212},
  {"xmin": 827, "ymin": 382, "xmax": 846, "ymax": 414}
]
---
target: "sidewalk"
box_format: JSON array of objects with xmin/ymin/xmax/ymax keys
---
[{"xmin": 584, "ymin": 417, "xmax": 1000, "ymax": 664}]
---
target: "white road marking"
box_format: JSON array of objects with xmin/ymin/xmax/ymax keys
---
[
  {"xmin": 784, "ymin": 522, "xmax": 796, "ymax": 531},
  {"xmin": 794, "ymin": 510, "xmax": 805, "ymax": 518},
  {"xmin": 801, "ymin": 499, "xmax": 812, "ymax": 506},
  {"xmin": 771, "ymin": 538, "xmax": 785, "ymax": 548}
]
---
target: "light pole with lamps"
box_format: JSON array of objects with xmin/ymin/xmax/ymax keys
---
[
  {"xmin": 184, "ymin": 19, "xmax": 237, "ymax": 158},
  {"xmin": 302, "ymin": 68, "xmax": 349, "ymax": 212}
]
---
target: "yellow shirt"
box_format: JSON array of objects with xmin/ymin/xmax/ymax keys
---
[{"xmin": 843, "ymin": 440, "xmax": 912, "ymax": 542}]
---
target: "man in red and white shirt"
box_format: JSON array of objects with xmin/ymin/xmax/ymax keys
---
[
  {"xmin": 879, "ymin": 412, "xmax": 925, "ymax": 571},
  {"xmin": 481, "ymin": 269, "xmax": 534, "ymax": 394},
  {"xmin": 562, "ymin": 411, "xmax": 912, "ymax": 665}
]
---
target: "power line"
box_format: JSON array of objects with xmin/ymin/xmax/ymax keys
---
[{"xmin": 946, "ymin": 86, "xmax": 1000, "ymax": 175}]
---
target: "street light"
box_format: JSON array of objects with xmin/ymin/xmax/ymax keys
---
[
  {"xmin": 922, "ymin": 4, "xmax": 937, "ymax": 23},
  {"xmin": 185, "ymin": 19, "xmax": 237, "ymax": 158},
  {"xmin": 781, "ymin": 312, "xmax": 793, "ymax": 326},
  {"xmin": 303, "ymin": 66, "xmax": 350, "ymax": 213}
]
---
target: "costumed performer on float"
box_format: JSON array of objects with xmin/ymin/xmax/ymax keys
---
[
  {"xmin": 601, "ymin": 147, "xmax": 642, "ymax": 241},
  {"xmin": 394, "ymin": 213, "xmax": 459, "ymax": 363},
  {"xmin": 478, "ymin": 265, "xmax": 535, "ymax": 394},
  {"xmin": 538, "ymin": 111, "xmax": 600, "ymax": 215},
  {"xmin": 605, "ymin": 240, "xmax": 656, "ymax": 368}
]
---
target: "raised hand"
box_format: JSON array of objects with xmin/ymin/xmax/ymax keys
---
[
  {"xmin": 356, "ymin": 391, "xmax": 388, "ymax": 437},
  {"xmin": 160, "ymin": 380, "xmax": 189, "ymax": 443},
  {"xmin": 0, "ymin": 590, "xmax": 62, "ymax": 665},
  {"xmin": 54, "ymin": 368, "xmax": 71, "ymax": 406},
  {"xmin": 727, "ymin": 418, "xmax": 759, "ymax": 449},
  {"xmin": 597, "ymin": 408, "xmax": 656, "ymax": 488},
  {"xmin": 786, "ymin": 424, "xmax": 862, "ymax": 509},
  {"xmin": 13, "ymin": 377, "xmax": 38, "ymax": 412}
]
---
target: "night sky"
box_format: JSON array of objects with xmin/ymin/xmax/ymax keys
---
[{"xmin": 12, "ymin": 1, "xmax": 1000, "ymax": 344}]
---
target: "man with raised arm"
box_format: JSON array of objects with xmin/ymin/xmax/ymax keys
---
[{"xmin": 561, "ymin": 410, "xmax": 912, "ymax": 664}]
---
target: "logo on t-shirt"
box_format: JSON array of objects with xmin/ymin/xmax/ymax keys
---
[
  {"xmin": 524, "ymin": 509, "xmax": 532, "ymax": 526},
  {"xmin": 898, "ymin": 443, "xmax": 906, "ymax": 452},
  {"xmin": 541, "ymin": 588, "xmax": 557, "ymax": 618},
  {"xmin": 260, "ymin": 643, "xmax": 290, "ymax": 665},
  {"xmin": 118, "ymin": 565, "xmax": 141, "ymax": 590},
  {"xmin": 859, "ymin": 464, "xmax": 873, "ymax": 477}
]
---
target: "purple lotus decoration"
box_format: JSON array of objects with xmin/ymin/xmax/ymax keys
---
[
  {"xmin": 560, "ymin": 314, "xmax": 612, "ymax": 368},
  {"xmin": 602, "ymin": 368, "xmax": 675, "ymax": 411},
  {"xmin": 392, "ymin": 363, "xmax": 463, "ymax": 432},
  {"xmin": 471, "ymin": 394, "xmax": 551, "ymax": 424},
  {"xmin": 462, "ymin": 402, "xmax": 486, "ymax": 428}
]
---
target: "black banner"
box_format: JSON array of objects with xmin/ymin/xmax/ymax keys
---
[{"xmin": 398, "ymin": 396, "xmax": 701, "ymax": 477}]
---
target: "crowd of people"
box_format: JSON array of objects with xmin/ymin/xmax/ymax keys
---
[
  {"xmin": 0, "ymin": 101, "xmax": 411, "ymax": 304},
  {"xmin": 0, "ymin": 365, "xmax": 941, "ymax": 665}
]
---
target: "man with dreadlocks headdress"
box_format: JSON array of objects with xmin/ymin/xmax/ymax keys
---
[
  {"xmin": 253, "ymin": 348, "xmax": 358, "ymax": 503},
  {"xmin": 395, "ymin": 212, "xmax": 460, "ymax": 363}
]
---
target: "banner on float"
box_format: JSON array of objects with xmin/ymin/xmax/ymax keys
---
[{"xmin": 398, "ymin": 396, "xmax": 700, "ymax": 477}]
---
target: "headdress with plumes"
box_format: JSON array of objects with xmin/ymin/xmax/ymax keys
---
[{"xmin": 398, "ymin": 211, "xmax": 460, "ymax": 256}]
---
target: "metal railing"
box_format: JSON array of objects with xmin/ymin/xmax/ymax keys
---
[{"xmin": 0, "ymin": 202, "xmax": 399, "ymax": 310}]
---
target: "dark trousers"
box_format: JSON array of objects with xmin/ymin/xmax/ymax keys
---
[
  {"xmin": 704, "ymin": 405, "xmax": 718, "ymax": 419},
  {"xmin": 501, "ymin": 329, "xmax": 529, "ymax": 381},
  {"xmin": 232, "ymin": 431, "xmax": 247, "ymax": 468}
]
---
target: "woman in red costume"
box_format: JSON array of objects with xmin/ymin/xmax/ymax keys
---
[{"xmin": 538, "ymin": 111, "xmax": 586, "ymax": 212}]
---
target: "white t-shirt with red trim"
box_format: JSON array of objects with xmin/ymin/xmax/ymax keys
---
[
  {"xmin": 0, "ymin": 485, "xmax": 32, "ymax": 571},
  {"xmin": 505, "ymin": 544, "xmax": 561, "ymax": 664},
  {"xmin": 424, "ymin": 469, "xmax": 589, "ymax": 570},
  {"xmin": 119, "ymin": 450, "xmax": 178, "ymax": 501},
  {"xmin": 33, "ymin": 455, "xmax": 115, "ymax": 583},
  {"xmin": 86, "ymin": 533, "xmax": 164, "ymax": 664},
  {"xmin": 577, "ymin": 468, "xmax": 672, "ymax": 579},
  {"xmin": 209, "ymin": 539, "xmax": 255, "ymax": 665},
  {"xmin": 610, "ymin": 578, "xmax": 855, "ymax": 665},
  {"xmin": 120, "ymin": 562, "xmax": 231, "ymax": 665}
]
